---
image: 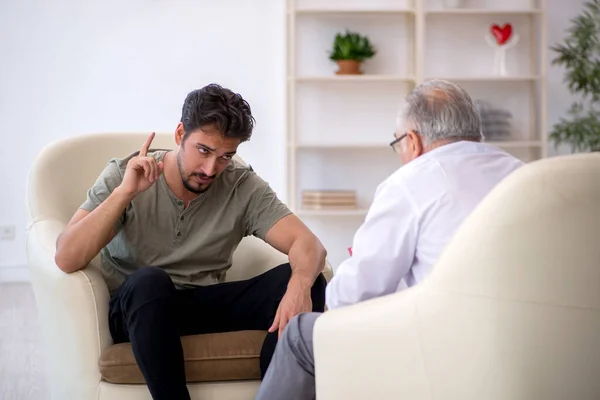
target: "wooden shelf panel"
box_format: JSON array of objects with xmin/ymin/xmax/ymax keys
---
[
  {"xmin": 424, "ymin": 76, "xmax": 541, "ymax": 82},
  {"xmin": 294, "ymin": 75, "xmax": 416, "ymax": 83},
  {"xmin": 295, "ymin": 143, "xmax": 389, "ymax": 149},
  {"xmin": 425, "ymin": 9, "xmax": 542, "ymax": 15},
  {"xmin": 295, "ymin": 208, "xmax": 370, "ymax": 217},
  {"xmin": 293, "ymin": 76, "xmax": 539, "ymax": 83},
  {"xmin": 293, "ymin": 9, "xmax": 415, "ymax": 15},
  {"xmin": 294, "ymin": 141, "xmax": 543, "ymax": 150}
]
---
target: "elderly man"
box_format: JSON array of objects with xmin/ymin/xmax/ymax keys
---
[{"xmin": 255, "ymin": 80, "xmax": 524, "ymax": 400}]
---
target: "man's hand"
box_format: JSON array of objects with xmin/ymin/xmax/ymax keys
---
[
  {"xmin": 269, "ymin": 280, "xmax": 313, "ymax": 338},
  {"xmin": 118, "ymin": 132, "xmax": 164, "ymax": 197}
]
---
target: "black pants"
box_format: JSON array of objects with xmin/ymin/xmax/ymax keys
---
[{"xmin": 108, "ymin": 263, "xmax": 327, "ymax": 400}]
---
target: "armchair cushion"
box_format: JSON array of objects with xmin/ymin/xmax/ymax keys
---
[{"xmin": 99, "ymin": 330, "xmax": 267, "ymax": 384}]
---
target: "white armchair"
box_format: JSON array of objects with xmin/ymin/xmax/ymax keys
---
[
  {"xmin": 26, "ymin": 133, "xmax": 332, "ymax": 400},
  {"xmin": 314, "ymin": 153, "xmax": 600, "ymax": 400}
]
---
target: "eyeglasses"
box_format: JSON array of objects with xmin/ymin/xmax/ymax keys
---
[{"xmin": 389, "ymin": 132, "xmax": 407, "ymax": 153}]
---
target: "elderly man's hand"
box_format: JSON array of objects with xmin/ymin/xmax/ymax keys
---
[{"xmin": 268, "ymin": 280, "xmax": 312, "ymax": 338}]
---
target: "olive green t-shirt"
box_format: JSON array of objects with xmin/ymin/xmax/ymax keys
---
[{"xmin": 80, "ymin": 150, "xmax": 292, "ymax": 294}]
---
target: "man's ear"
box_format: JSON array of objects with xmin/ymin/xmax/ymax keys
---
[
  {"xmin": 407, "ymin": 130, "xmax": 423, "ymax": 157},
  {"xmin": 175, "ymin": 123, "xmax": 185, "ymax": 145}
]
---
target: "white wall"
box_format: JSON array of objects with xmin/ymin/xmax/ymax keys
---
[
  {"xmin": 0, "ymin": 0, "xmax": 286, "ymax": 279},
  {"xmin": 0, "ymin": 0, "xmax": 587, "ymax": 280}
]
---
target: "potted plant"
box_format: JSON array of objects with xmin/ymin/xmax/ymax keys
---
[
  {"xmin": 328, "ymin": 29, "xmax": 376, "ymax": 75},
  {"xmin": 550, "ymin": 0, "xmax": 600, "ymax": 152}
]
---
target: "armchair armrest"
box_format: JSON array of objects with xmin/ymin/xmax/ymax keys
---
[
  {"xmin": 227, "ymin": 235, "xmax": 334, "ymax": 282},
  {"xmin": 313, "ymin": 288, "xmax": 430, "ymax": 400},
  {"xmin": 26, "ymin": 219, "xmax": 112, "ymax": 399}
]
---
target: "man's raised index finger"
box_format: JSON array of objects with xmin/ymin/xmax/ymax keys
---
[{"xmin": 140, "ymin": 132, "xmax": 155, "ymax": 157}]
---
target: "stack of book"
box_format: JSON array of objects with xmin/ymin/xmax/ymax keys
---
[
  {"xmin": 475, "ymin": 99, "xmax": 513, "ymax": 140},
  {"xmin": 301, "ymin": 190, "xmax": 357, "ymax": 210}
]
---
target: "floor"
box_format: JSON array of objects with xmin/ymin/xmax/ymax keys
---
[{"xmin": 0, "ymin": 283, "xmax": 49, "ymax": 400}]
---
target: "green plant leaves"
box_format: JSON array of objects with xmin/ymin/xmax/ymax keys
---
[
  {"xmin": 329, "ymin": 29, "xmax": 376, "ymax": 61},
  {"xmin": 550, "ymin": 0, "xmax": 600, "ymax": 152},
  {"xmin": 550, "ymin": 103, "xmax": 600, "ymax": 152}
]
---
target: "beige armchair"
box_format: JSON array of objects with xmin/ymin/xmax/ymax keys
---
[
  {"xmin": 314, "ymin": 153, "xmax": 600, "ymax": 400},
  {"xmin": 26, "ymin": 133, "xmax": 332, "ymax": 400}
]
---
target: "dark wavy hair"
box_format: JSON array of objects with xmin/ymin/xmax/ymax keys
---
[{"xmin": 180, "ymin": 84, "xmax": 255, "ymax": 142}]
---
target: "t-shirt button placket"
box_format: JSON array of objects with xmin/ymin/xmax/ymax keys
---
[
  {"xmin": 175, "ymin": 201, "xmax": 184, "ymax": 242},
  {"xmin": 175, "ymin": 201, "xmax": 183, "ymax": 242}
]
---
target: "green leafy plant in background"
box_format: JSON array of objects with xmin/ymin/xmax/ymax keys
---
[
  {"xmin": 550, "ymin": 0, "xmax": 600, "ymax": 152},
  {"xmin": 329, "ymin": 30, "xmax": 376, "ymax": 62}
]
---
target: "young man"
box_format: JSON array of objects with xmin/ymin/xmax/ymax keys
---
[
  {"xmin": 54, "ymin": 84, "xmax": 327, "ymax": 400},
  {"xmin": 255, "ymin": 79, "xmax": 525, "ymax": 400}
]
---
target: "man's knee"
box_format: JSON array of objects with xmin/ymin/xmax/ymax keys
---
[
  {"xmin": 286, "ymin": 313, "xmax": 319, "ymax": 340},
  {"xmin": 282, "ymin": 313, "xmax": 320, "ymax": 362},
  {"xmin": 283, "ymin": 314, "xmax": 301, "ymax": 344},
  {"xmin": 297, "ymin": 312, "xmax": 320, "ymax": 337},
  {"xmin": 121, "ymin": 266, "xmax": 175, "ymax": 301}
]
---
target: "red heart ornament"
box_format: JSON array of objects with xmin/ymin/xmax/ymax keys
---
[{"xmin": 491, "ymin": 24, "xmax": 512, "ymax": 45}]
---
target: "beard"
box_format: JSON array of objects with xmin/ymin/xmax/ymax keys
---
[{"xmin": 176, "ymin": 151, "xmax": 216, "ymax": 194}]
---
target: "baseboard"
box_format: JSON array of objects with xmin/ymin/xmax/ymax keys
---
[{"xmin": 0, "ymin": 265, "xmax": 30, "ymax": 282}]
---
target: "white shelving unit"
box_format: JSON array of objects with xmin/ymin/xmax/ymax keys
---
[
  {"xmin": 296, "ymin": 209, "xmax": 371, "ymax": 217},
  {"xmin": 425, "ymin": 9, "xmax": 542, "ymax": 15},
  {"xmin": 286, "ymin": 0, "xmax": 547, "ymax": 266},
  {"xmin": 294, "ymin": 75, "xmax": 416, "ymax": 82}
]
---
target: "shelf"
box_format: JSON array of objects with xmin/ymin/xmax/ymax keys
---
[
  {"xmin": 425, "ymin": 9, "xmax": 541, "ymax": 15},
  {"xmin": 296, "ymin": 143, "xmax": 388, "ymax": 150},
  {"xmin": 295, "ymin": 208, "xmax": 369, "ymax": 217},
  {"xmin": 425, "ymin": 76, "xmax": 541, "ymax": 82},
  {"xmin": 293, "ymin": 9, "xmax": 415, "ymax": 15},
  {"xmin": 295, "ymin": 141, "xmax": 543, "ymax": 150},
  {"xmin": 294, "ymin": 75, "xmax": 416, "ymax": 83}
]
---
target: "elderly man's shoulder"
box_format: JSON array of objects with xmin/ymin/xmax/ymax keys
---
[
  {"xmin": 378, "ymin": 141, "xmax": 524, "ymax": 204},
  {"xmin": 372, "ymin": 155, "xmax": 439, "ymax": 204},
  {"xmin": 387, "ymin": 150, "xmax": 441, "ymax": 185}
]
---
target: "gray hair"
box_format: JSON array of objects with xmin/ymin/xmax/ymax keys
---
[{"xmin": 398, "ymin": 79, "xmax": 483, "ymax": 145}]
